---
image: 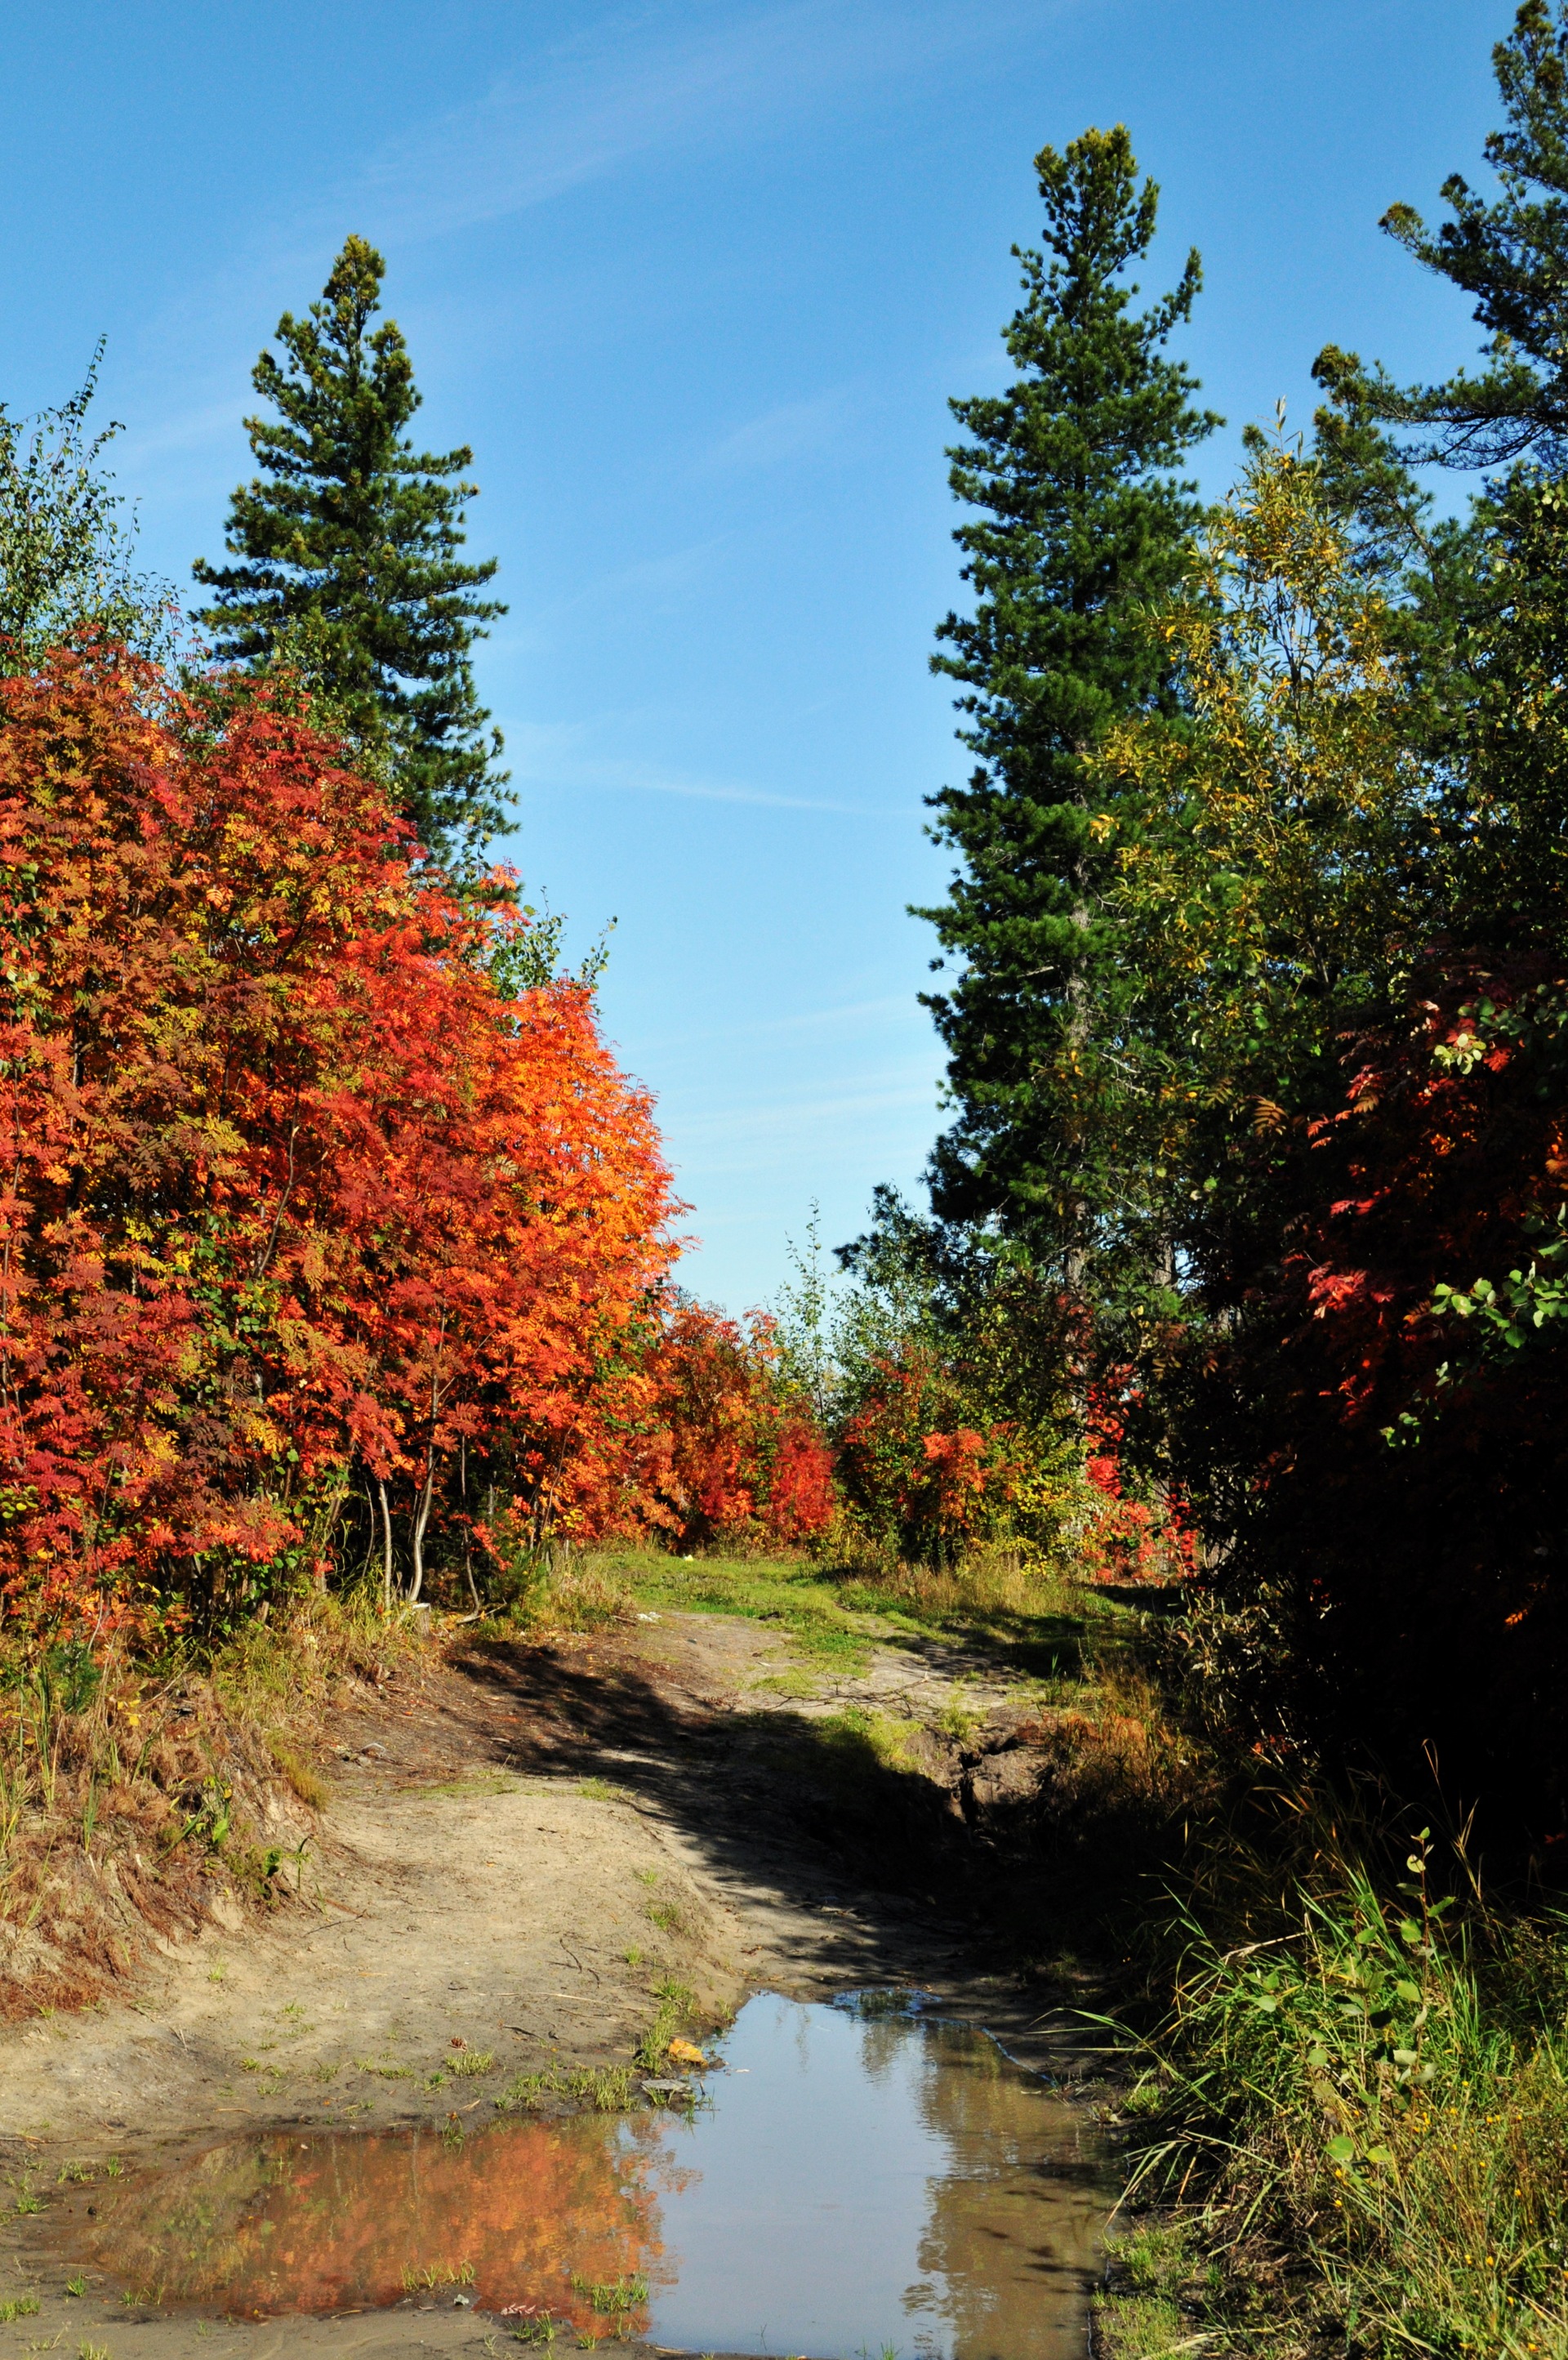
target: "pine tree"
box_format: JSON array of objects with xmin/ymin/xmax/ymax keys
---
[
  {"xmin": 1314, "ymin": 2, "xmax": 1568, "ymax": 473},
  {"xmin": 194, "ymin": 235, "xmax": 509, "ymax": 870},
  {"xmin": 915, "ymin": 126, "xmax": 1218, "ymax": 1278}
]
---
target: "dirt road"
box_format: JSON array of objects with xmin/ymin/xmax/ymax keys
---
[{"xmin": 0, "ymin": 1604, "xmax": 1099, "ymax": 2358}]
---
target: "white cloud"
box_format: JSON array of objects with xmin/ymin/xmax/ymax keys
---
[
  {"xmin": 702, "ymin": 388, "xmax": 856, "ymax": 472},
  {"xmin": 506, "ymin": 724, "xmax": 906, "ymax": 817}
]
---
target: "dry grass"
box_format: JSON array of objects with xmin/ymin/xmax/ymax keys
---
[{"xmin": 0, "ymin": 1592, "xmax": 422, "ymax": 2018}]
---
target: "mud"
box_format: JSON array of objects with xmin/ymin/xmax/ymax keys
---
[{"xmin": 0, "ymin": 1608, "xmax": 1105, "ymax": 2359}]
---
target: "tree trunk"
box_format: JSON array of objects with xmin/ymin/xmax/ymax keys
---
[
  {"xmin": 409, "ymin": 1468, "xmax": 435, "ymax": 1605},
  {"xmin": 377, "ymin": 1479, "xmax": 394, "ymax": 1613}
]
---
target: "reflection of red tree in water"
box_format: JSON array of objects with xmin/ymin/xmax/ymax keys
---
[{"xmin": 74, "ymin": 2120, "xmax": 684, "ymax": 2331}]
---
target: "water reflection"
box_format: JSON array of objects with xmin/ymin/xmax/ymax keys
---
[
  {"xmin": 51, "ymin": 2117, "xmax": 675, "ymax": 2333},
  {"xmin": 42, "ymin": 1994, "xmax": 1106, "ymax": 2359}
]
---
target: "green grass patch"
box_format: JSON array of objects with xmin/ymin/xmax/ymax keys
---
[
  {"xmin": 494, "ymin": 2063, "xmax": 637, "ymax": 2114},
  {"xmin": 601, "ymin": 1550, "xmax": 877, "ymax": 1667},
  {"xmin": 1111, "ymin": 1820, "xmax": 1568, "ymax": 2360},
  {"xmin": 591, "ymin": 1544, "xmax": 1138, "ymax": 1686}
]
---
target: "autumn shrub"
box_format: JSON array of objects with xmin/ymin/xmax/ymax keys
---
[
  {"xmin": 1159, "ymin": 957, "xmax": 1568, "ymax": 1823},
  {"xmin": 835, "ymin": 1344, "xmax": 1065, "ymax": 1568},
  {"xmin": 0, "ymin": 646, "xmax": 676, "ymax": 1641},
  {"xmin": 636, "ymin": 1299, "xmax": 835, "ymax": 1551}
]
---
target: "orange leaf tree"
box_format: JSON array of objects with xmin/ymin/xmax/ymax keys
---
[{"xmin": 0, "ymin": 649, "xmax": 675, "ymax": 1636}]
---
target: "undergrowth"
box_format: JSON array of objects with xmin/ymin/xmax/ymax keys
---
[
  {"xmin": 1098, "ymin": 1800, "xmax": 1568, "ymax": 2360},
  {"xmin": 587, "ymin": 1539, "xmax": 1134, "ymax": 1684},
  {"xmin": 0, "ymin": 1590, "xmax": 423, "ymax": 2014}
]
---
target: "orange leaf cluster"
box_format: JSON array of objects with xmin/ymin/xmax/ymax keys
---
[
  {"xmin": 0, "ymin": 649, "xmax": 677, "ymax": 1633},
  {"xmin": 635, "ymin": 1301, "xmax": 835, "ymax": 1551}
]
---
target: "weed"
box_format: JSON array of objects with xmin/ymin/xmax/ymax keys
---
[
  {"xmin": 268, "ymin": 1742, "xmax": 328, "ymax": 1811},
  {"xmin": 575, "ymin": 1778, "xmax": 620, "ymax": 1803},
  {"xmin": 448, "ymin": 2048, "xmax": 494, "ymax": 2078},
  {"xmin": 750, "ymin": 1669, "xmax": 822, "ymax": 1701},
  {"xmin": 622, "ymin": 1946, "xmax": 643, "ymax": 1969},
  {"xmin": 0, "ymin": 2300, "xmax": 40, "ymax": 2323},
  {"xmin": 13, "ymin": 2192, "xmax": 42, "ymax": 2216},
  {"xmin": 494, "ymin": 2063, "xmax": 635, "ymax": 2115},
  {"xmin": 78, "ymin": 2343, "xmax": 109, "ymax": 2359},
  {"xmin": 646, "ymin": 1900, "xmax": 685, "ymax": 1934},
  {"xmin": 509, "ymin": 2319, "xmax": 559, "ymax": 2346},
  {"xmin": 55, "ymin": 2164, "xmax": 94, "ymax": 2185},
  {"xmin": 934, "ymin": 1696, "xmax": 982, "ymax": 1748},
  {"xmin": 1107, "ymin": 1813, "xmax": 1568, "ymax": 2360},
  {"xmin": 402, "ymin": 2263, "xmax": 475, "ymax": 2293},
  {"xmin": 102, "ymin": 2159, "xmax": 121, "ymax": 2179},
  {"xmin": 570, "ymin": 2273, "xmax": 648, "ymax": 2318},
  {"xmin": 634, "ymin": 1979, "xmax": 695, "ymax": 2071},
  {"xmin": 64, "ymin": 2278, "xmax": 85, "ymax": 2300}
]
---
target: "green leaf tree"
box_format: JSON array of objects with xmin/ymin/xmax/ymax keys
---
[
  {"xmin": 194, "ymin": 234, "xmax": 510, "ymax": 871},
  {"xmin": 915, "ymin": 125, "xmax": 1218, "ymax": 1286},
  {"xmin": 0, "ymin": 341, "xmax": 176, "ymax": 667}
]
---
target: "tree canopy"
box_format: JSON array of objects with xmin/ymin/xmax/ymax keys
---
[{"xmin": 194, "ymin": 235, "xmax": 510, "ymax": 872}]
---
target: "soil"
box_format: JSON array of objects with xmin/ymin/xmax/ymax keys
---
[{"xmin": 0, "ymin": 1605, "xmax": 1106, "ymax": 2360}]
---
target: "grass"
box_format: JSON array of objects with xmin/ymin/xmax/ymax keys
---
[
  {"xmin": 403, "ymin": 2262, "xmax": 476, "ymax": 2293},
  {"xmin": 493, "ymin": 2063, "xmax": 637, "ymax": 2113},
  {"xmin": 1098, "ymin": 1810, "xmax": 1568, "ymax": 2360},
  {"xmin": 634, "ymin": 1977, "xmax": 697, "ymax": 2072},
  {"xmin": 588, "ymin": 1541, "xmax": 1141, "ymax": 1686},
  {"xmin": 448, "ymin": 2047, "xmax": 494, "ymax": 2077},
  {"xmin": 0, "ymin": 2301, "xmax": 41, "ymax": 2323},
  {"xmin": 570, "ymin": 2274, "xmax": 648, "ymax": 2319},
  {"xmin": 0, "ymin": 1590, "xmax": 425, "ymax": 2010}
]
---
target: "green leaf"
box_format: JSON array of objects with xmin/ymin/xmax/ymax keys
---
[
  {"xmin": 1325, "ymin": 2135, "xmax": 1357, "ymax": 2166},
  {"xmin": 1394, "ymin": 1980, "xmax": 1421, "ymax": 2003}
]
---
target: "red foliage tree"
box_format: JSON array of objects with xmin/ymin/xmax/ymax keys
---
[
  {"xmin": 635, "ymin": 1301, "xmax": 835, "ymax": 1551},
  {"xmin": 0, "ymin": 649, "xmax": 675, "ymax": 1635},
  {"xmin": 835, "ymin": 1349, "xmax": 1022, "ymax": 1566},
  {"xmin": 1175, "ymin": 957, "xmax": 1568, "ymax": 1812}
]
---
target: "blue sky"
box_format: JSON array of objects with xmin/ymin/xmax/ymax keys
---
[{"xmin": 2, "ymin": 0, "xmax": 1505, "ymax": 1310}]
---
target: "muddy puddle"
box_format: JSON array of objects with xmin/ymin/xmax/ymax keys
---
[{"xmin": 30, "ymin": 1993, "xmax": 1107, "ymax": 2360}]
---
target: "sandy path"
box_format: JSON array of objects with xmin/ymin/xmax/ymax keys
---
[{"xmin": 0, "ymin": 1606, "xmax": 1094, "ymax": 2359}]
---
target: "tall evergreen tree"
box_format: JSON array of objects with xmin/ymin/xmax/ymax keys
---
[
  {"xmin": 194, "ymin": 235, "xmax": 509, "ymax": 870},
  {"xmin": 1314, "ymin": 2, "xmax": 1568, "ymax": 474},
  {"xmin": 915, "ymin": 126, "xmax": 1218, "ymax": 1281}
]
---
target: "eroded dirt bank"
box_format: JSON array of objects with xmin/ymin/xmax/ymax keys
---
[{"xmin": 0, "ymin": 1604, "xmax": 1114, "ymax": 2358}]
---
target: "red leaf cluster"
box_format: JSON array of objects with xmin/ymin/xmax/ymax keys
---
[
  {"xmin": 0, "ymin": 651, "xmax": 676, "ymax": 1633},
  {"xmin": 635, "ymin": 1301, "xmax": 835, "ymax": 1550}
]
